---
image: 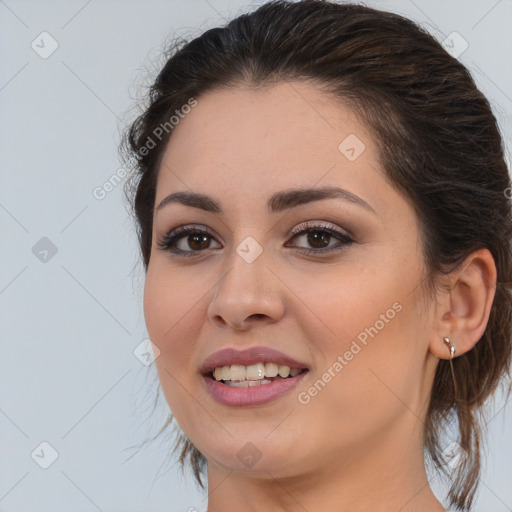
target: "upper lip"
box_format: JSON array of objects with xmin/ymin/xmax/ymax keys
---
[{"xmin": 199, "ymin": 346, "xmax": 309, "ymax": 374}]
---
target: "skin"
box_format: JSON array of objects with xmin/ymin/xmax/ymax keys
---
[{"xmin": 143, "ymin": 80, "xmax": 497, "ymax": 512}]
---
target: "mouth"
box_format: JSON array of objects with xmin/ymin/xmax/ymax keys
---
[{"xmin": 200, "ymin": 346, "xmax": 310, "ymax": 406}]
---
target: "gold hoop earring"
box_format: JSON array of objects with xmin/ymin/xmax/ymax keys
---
[{"xmin": 443, "ymin": 337, "xmax": 456, "ymax": 359}]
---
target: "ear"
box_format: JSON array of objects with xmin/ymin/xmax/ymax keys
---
[{"xmin": 430, "ymin": 248, "xmax": 497, "ymax": 360}]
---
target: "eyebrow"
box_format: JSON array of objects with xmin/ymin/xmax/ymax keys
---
[{"xmin": 155, "ymin": 186, "xmax": 376, "ymax": 215}]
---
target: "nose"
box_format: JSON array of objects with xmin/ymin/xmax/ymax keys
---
[{"xmin": 207, "ymin": 246, "xmax": 286, "ymax": 330}]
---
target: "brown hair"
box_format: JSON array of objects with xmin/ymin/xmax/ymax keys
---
[{"xmin": 120, "ymin": 1, "xmax": 512, "ymax": 509}]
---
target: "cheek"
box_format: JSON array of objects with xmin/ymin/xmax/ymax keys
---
[
  {"xmin": 294, "ymin": 306, "xmax": 418, "ymax": 453},
  {"xmin": 287, "ymin": 261, "xmax": 394, "ymax": 345},
  {"xmin": 144, "ymin": 259, "xmax": 198, "ymax": 336},
  {"xmin": 292, "ymin": 258, "xmax": 424, "ymax": 412},
  {"xmin": 143, "ymin": 264, "xmax": 201, "ymax": 375},
  {"xmin": 143, "ymin": 265, "xmax": 208, "ymax": 430}
]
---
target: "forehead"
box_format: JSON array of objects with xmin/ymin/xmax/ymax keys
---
[{"xmin": 155, "ymin": 81, "xmax": 383, "ymax": 209}]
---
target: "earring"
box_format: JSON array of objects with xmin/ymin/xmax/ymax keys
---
[{"xmin": 443, "ymin": 337, "xmax": 456, "ymax": 359}]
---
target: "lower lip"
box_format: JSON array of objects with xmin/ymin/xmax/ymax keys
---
[{"xmin": 203, "ymin": 371, "xmax": 308, "ymax": 407}]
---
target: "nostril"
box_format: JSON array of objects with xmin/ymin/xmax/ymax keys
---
[{"xmin": 249, "ymin": 314, "xmax": 266, "ymax": 320}]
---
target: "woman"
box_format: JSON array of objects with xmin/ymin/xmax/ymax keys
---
[{"xmin": 121, "ymin": 1, "xmax": 512, "ymax": 510}]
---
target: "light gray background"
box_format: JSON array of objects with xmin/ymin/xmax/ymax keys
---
[{"xmin": 1, "ymin": 1, "xmax": 511, "ymax": 511}]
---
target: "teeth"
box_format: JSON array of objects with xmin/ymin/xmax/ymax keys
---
[
  {"xmin": 229, "ymin": 364, "xmax": 246, "ymax": 381},
  {"xmin": 246, "ymin": 363, "xmax": 265, "ymax": 380},
  {"xmin": 212, "ymin": 362, "xmax": 303, "ymax": 381},
  {"xmin": 264, "ymin": 362, "xmax": 279, "ymax": 377},
  {"xmin": 278, "ymin": 365, "xmax": 291, "ymax": 378}
]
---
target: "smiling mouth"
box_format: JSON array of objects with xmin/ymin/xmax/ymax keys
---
[{"xmin": 208, "ymin": 362, "xmax": 308, "ymax": 387}]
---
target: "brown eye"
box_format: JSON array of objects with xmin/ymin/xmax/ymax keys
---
[
  {"xmin": 287, "ymin": 222, "xmax": 354, "ymax": 254},
  {"xmin": 157, "ymin": 226, "xmax": 222, "ymax": 257},
  {"xmin": 187, "ymin": 233, "xmax": 211, "ymax": 251},
  {"xmin": 306, "ymin": 230, "xmax": 332, "ymax": 249}
]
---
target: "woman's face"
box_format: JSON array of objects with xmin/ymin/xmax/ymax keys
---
[{"xmin": 144, "ymin": 81, "xmax": 439, "ymax": 478}]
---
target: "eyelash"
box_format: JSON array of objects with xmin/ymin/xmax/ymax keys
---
[{"xmin": 156, "ymin": 222, "xmax": 355, "ymax": 258}]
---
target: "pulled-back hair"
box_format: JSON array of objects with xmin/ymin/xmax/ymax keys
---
[{"xmin": 121, "ymin": 1, "xmax": 512, "ymax": 509}]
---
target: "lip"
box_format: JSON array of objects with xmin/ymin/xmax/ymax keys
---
[
  {"xmin": 199, "ymin": 346, "xmax": 309, "ymax": 374},
  {"xmin": 203, "ymin": 371, "xmax": 308, "ymax": 407}
]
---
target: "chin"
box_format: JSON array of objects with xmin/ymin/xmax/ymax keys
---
[{"xmin": 199, "ymin": 435, "xmax": 308, "ymax": 478}]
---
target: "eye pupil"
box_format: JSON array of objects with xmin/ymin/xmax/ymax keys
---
[
  {"xmin": 308, "ymin": 231, "xmax": 330, "ymax": 248},
  {"xmin": 189, "ymin": 234, "xmax": 210, "ymax": 250}
]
